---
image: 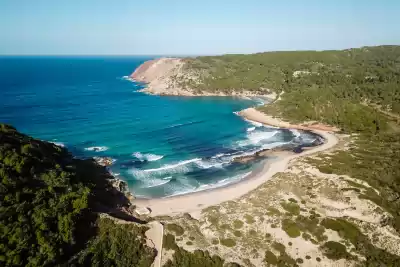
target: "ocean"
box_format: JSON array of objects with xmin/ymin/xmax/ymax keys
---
[{"xmin": 0, "ymin": 56, "xmax": 319, "ymax": 198}]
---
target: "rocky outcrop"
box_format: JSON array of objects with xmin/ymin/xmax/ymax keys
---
[
  {"xmin": 130, "ymin": 58, "xmax": 191, "ymax": 96},
  {"xmin": 108, "ymin": 177, "xmax": 128, "ymax": 193},
  {"xmin": 130, "ymin": 58, "xmax": 274, "ymax": 97},
  {"xmin": 93, "ymin": 156, "xmax": 114, "ymax": 166},
  {"xmin": 233, "ymin": 147, "xmax": 293, "ymax": 164}
]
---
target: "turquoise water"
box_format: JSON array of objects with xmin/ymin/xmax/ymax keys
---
[{"xmin": 0, "ymin": 56, "xmax": 319, "ymax": 198}]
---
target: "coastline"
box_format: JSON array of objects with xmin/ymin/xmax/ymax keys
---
[
  {"xmin": 130, "ymin": 57, "xmax": 278, "ymax": 98},
  {"xmin": 129, "ymin": 58, "xmax": 339, "ymax": 216},
  {"xmin": 132, "ymin": 110, "xmax": 338, "ymax": 216}
]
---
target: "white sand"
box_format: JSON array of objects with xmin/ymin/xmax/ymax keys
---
[{"xmin": 132, "ymin": 109, "xmax": 338, "ymax": 216}]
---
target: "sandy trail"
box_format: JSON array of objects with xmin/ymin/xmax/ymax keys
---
[{"xmin": 132, "ymin": 109, "xmax": 338, "ymax": 216}]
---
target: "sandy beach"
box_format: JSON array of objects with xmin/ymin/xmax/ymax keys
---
[{"xmin": 133, "ymin": 108, "xmax": 338, "ymax": 216}]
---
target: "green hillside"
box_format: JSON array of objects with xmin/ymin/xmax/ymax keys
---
[
  {"xmin": 182, "ymin": 45, "xmax": 400, "ymax": 132},
  {"xmin": 0, "ymin": 124, "xmax": 155, "ymax": 267}
]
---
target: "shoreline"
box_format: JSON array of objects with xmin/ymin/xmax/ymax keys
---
[
  {"xmin": 132, "ymin": 110, "xmax": 338, "ymax": 216},
  {"xmin": 129, "ymin": 59, "xmax": 339, "ymax": 216}
]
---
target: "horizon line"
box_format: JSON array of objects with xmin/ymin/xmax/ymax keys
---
[{"xmin": 1, "ymin": 44, "xmax": 399, "ymax": 57}]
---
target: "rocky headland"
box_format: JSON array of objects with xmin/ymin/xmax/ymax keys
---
[{"xmin": 130, "ymin": 58, "xmax": 276, "ymax": 98}]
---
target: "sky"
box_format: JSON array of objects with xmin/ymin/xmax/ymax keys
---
[{"xmin": 1, "ymin": 0, "xmax": 399, "ymax": 55}]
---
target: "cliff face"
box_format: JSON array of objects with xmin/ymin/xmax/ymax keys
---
[
  {"xmin": 130, "ymin": 58, "xmax": 270, "ymax": 97},
  {"xmin": 130, "ymin": 58, "xmax": 192, "ymax": 96}
]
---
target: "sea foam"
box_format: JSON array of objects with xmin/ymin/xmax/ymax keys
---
[
  {"xmin": 133, "ymin": 152, "xmax": 164, "ymax": 162},
  {"xmin": 84, "ymin": 146, "xmax": 108, "ymax": 152},
  {"xmin": 49, "ymin": 141, "xmax": 65, "ymax": 147}
]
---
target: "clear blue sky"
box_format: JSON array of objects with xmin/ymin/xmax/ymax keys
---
[{"xmin": 1, "ymin": 0, "xmax": 399, "ymax": 55}]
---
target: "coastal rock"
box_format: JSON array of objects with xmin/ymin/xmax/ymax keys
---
[
  {"xmin": 108, "ymin": 178, "xmax": 129, "ymax": 194},
  {"xmin": 135, "ymin": 207, "xmax": 151, "ymax": 216},
  {"xmin": 126, "ymin": 191, "xmax": 136, "ymax": 203},
  {"xmin": 130, "ymin": 58, "xmax": 274, "ymax": 97},
  {"xmin": 93, "ymin": 156, "xmax": 114, "ymax": 166},
  {"xmin": 233, "ymin": 147, "xmax": 291, "ymax": 164}
]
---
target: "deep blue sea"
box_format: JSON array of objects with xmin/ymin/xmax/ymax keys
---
[{"xmin": 0, "ymin": 56, "xmax": 318, "ymax": 198}]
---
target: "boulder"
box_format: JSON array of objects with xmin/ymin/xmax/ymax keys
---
[{"xmin": 135, "ymin": 207, "xmax": 151, "ymax": 216}]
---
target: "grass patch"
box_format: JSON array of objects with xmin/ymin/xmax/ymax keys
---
[
  {"xmin": 345, "ymin": 180, "xmax": 369, "ymax": 189},
  {"xmin": 288, "ymin": 198, "xmax": 298, "ymax": 203},
  {"xmin": 164, "ymin": 234, "xmax": 178, "ymax": 250},
  {"xmin": 202, "ymin": 205, "xmax": 220, "ymax": 213},
  {"xmin": 233, "ymin": 230, "xmax": 242, "ymax": 237},
  {"xmin": 321, "ymin": 241, "xmax": 352, "ymax": 260},
  {"xmin": 267, "ymin": 207, "xmax": 281, "ymax": 216},
  {"xmin": 248, "ymin": 229, "xmax": 257, "ymax": 236},
  {"xmin": 296, "ymin": 215, "xmax": 326, "ymax": 242},
  {"xmin": 220, "ymin": 238, "xmax": 236, "ymax": 247},
  {"xmin": 302, "ymin": 232, "xmax": 311, "ymax": 241},
  {"xmin": 166, "ymin": 223, "xmax": 185, "ymax": 236},
  {"xmin": 264, "ymin": 251, "xmax": 278, "ymax": 265},
  {"xmin": 341, "ymin": 187, "xmax": 361, "ymax": 193},
  {"xmin": 211, "ymin": 238, "xmax": 219, "ymax": 245},
  {"xmin": 208, "ymin": 215, "xmax": 219, "ymax": 226},
  {"xmin": 281, "ymin": 219, "xmax": 301, "ymax": 238},
  {"xmin": 321, "ymin": 218, "xmax": 361, "ymax": 245},
  {"xmin": 281, "ymin": 201, "xmax": 300, "ymax": 215},
  {"xmin": 233, "ymin": 219, "xmax": 244, "ymax": 229},
  {"xmin": 220, "ymin": 224, "xmax": 230, "ymax": 230},
  {"xmin": 244, "ymin": 214, "xmax": 256, "ymax": 224},
  {"xmin": 272, "ymin": 242, "xmax": 286, "ymax": 254}
]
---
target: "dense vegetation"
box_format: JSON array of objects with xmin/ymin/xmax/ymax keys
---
[
  {"xmin": 0, "ymin": 124, "xmax": 155, "ymax": 267},
  {"xmin": 163, "ymin": 233, "xmax": 241, "ymax": 267},
  {"xmin": 181, "ymin": 45, "xmax": 400, "ymax": 265},
  {"xmin": 183, "ymin": 45, "xmax": 400, "ymax": 133},
  {"xmin": 74, "ymin": 218, "xmax": 155, "ymax": 267}
]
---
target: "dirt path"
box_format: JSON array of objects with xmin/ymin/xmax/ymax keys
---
[{"xmin": 145, "ymin": 221, "xmax": 164, "ymax": 267}]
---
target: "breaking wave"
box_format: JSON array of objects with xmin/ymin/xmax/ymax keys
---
[
  {"xmin": 236, "ymin": 130, "xmax": 279, "ymax": 147},
  {"xmin": 141, "ymin": 176, "xmax": 172, "ymax": 188},
  {"xmin": 133, "ymin": 152, "xmax": 164, "ymax": 162},
  {"xmin": 49, "ymin": 141, "xmax": 65, "ymax": 147},
  {"xmin": 84, "ymin": 146, "xmax": 108, "ymax": 152},
  {"xmin": 244, "ymin": 118, "xmax": 263, "ymax": 127}
]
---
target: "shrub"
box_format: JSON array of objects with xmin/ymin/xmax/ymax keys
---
[
  {"xmin": 264, "ymin": 251, "xmax": 278, "ymax": 265},
  {"xmin": 282, "ymin": 219, "xmax": 301, "ymax": 238},
  {"xmin": 244, "ymin": 214, "xmax": 256, "ymax": 224},
  {"xmin": 220, "ymin": 238, "xmax": 236, "ymax": 247},
  {"xmin": 163, "ymin": 234, "xmax": 177, "ymax": 250},
  {"xmin": 233, "ymin": 220, "xmax": 244, "ymax": 229},
  {"xmin": 281, "ymin": 202, "xmax": 300, "ymax": 215},
  {"xmin": 234, "ymin": 230, "xmax": 242, "ymax": 237},
  {"xmin": 321, "ymin": 241, "xmax": 352, "ymax": 260},
  {"xmin": 166, "ymin": 223, "xmax": 185, "ymax": 236}
]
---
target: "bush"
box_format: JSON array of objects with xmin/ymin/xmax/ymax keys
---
[
  {"xmin": 0, "ymin": 124, "xmax": 150, "ymax": 267},
  {"xmin": 244, "ymin": 214, "xmax": 256, "ymax": 224},
  {"xmin": 281, "ymin": 219, "xmax": 301, "ymax": 238},
  {"xmin": 321, "ymin": 241, "xmax": 352, "ymax": 260},
  {"xmin": 166, "ymin": 223, "xmax": 185, "ymax": 236},
  {"xmin": 281, "ymin": 201, "xmax": 300, "ymax": 215},
  {"xmin": 76, "ymin": 218, "xmax": 156, "ymax": 267},
  {"xmin": 163, "ymin": 234, "xmax": 177, "ymax": 250},
  {"xmin": 233, "ymin": 220, "xmax": 244, "ymax": 229},
  {"xmin": 163, "ymin": 235, "xmax": 241, "ymax": 267},
  {"xmin": 264, "ymin": 250, "xmax": 278, "ymax": 265},
  {"xmin": 220, "ymin": 238, "xmax": 236, "ymax": 247}
]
